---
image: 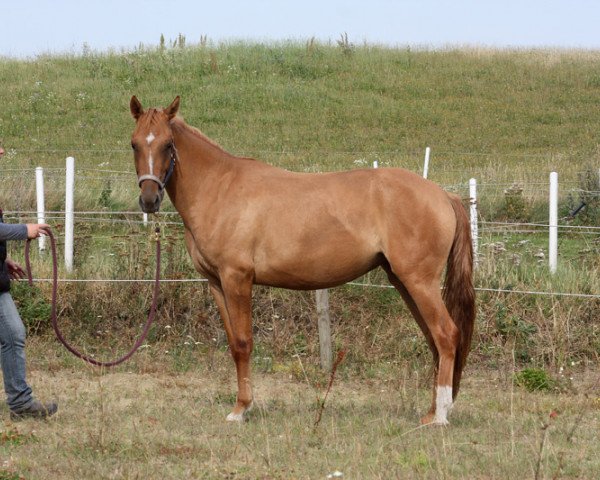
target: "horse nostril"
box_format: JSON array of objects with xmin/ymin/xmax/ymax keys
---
[{"xmin": 138, "ymin": 193, "xmax": 162, "ymax": 213}]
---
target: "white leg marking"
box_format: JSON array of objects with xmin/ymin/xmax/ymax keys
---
[
  {"xmin": 433, "ymin": 385, "xmax": 453, "ymax": 425},
  {"xmin": 226, "ymin": 412, "xmax": 244, "ymax": 422},
  {"xmin": 225, "ymin": 401, "xmax": 253, "ymax": 423}
]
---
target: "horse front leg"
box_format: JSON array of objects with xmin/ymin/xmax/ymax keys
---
[{"xmin": 217, "ymin": 269, "xmax": 255, "ymax": 422}]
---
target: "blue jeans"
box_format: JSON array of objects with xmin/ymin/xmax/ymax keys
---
[{"xmin": 0, "ymin": 292, "xmax": 33, "ymax": 411}]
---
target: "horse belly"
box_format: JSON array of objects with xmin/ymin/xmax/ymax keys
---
[{"xmin": 253, "ymin": 235, "xmax": 380, "ymax": 290}]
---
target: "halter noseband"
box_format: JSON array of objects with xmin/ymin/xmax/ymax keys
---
[{"xmin": 137, "ymin": 146, "xmax": 177, "ymax": 191}]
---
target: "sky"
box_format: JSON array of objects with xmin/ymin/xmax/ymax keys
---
[{"xmin": 1, "ymin": 0, "xmax": 600, "ymax": 58}]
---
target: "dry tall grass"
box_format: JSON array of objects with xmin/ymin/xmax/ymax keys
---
[{"xmin": 0, "ymin": 341, "xmax": 597, "ymax": 479}]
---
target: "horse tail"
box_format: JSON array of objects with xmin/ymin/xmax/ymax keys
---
[{"xmin": 443, "ymin": 193, "xmax": 476, "ymax": 400}]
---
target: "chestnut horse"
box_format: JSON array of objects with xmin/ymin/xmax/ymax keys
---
[{"xmin": 129, "ymin": 96, "xmax": 475, "ymax": 425}]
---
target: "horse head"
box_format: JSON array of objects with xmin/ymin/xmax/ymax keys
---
[{"xmin": 129, "ymin": 95, "xmax": 180, "ymax": 213}]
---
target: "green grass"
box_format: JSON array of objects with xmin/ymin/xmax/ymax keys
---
[
  {"xmin": 2, "ymin": 43, "xmax": 600, "ymax": 178},
  {"xmin": 1, "ymin": 42, "xmax": 599, "ymax": 228}
]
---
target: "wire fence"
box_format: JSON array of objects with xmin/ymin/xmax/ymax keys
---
[
  {"xmin": 2, "ymin": 159, "xmax": 599, "ymax": 300},
  {"xmin": 22, "ymin": 278, "xmax": 600, "ymax": 299}
]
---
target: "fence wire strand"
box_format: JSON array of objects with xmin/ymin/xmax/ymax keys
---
[
  {"xmin": 5, "ymin": 162, "xmax": 599, "ymax": 301},
  {"xmin": 22, "ymin": 278, "xmax": 600, "ymax": 299}
]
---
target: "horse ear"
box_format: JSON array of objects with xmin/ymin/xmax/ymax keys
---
[
  {"xmin": 164, "ymin": 96, "xmax": 180, "ymax": 120},
  {"xmin": 130, "ymin": 96, "xmax": 144, "ymax": 120}
]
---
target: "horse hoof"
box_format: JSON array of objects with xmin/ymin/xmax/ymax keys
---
[
  {"xmin": 420, "ymin": 416, "xmax": 450, "ymax": 426},
  {"xmin": 226, "ymin": 401, "xmax": 253, "ymax": 422},
  {"xmin": 226, "ymin": 412, "xmax": 245, "ymax": 422},
  {"xmin": 433, "ymin": 417, "xmax": 450, "ymax": 426},
  {"xmin": 420, "ymin": 413, "xmax": 435, "ymax": 425}
]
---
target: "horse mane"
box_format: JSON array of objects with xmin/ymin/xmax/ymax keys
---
[{"xmin": 170, "ymin": 116, "xmax": 226, "ymax": 152}]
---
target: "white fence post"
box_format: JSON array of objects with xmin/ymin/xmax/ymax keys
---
[
  {"xmin": 549, "ymin": 172, "xmax": 558, "ymax": 274},
  {"xmin": 373, "ymin": 160, "xmax": 378, "ymax": 169},
  {"xmin": 65, "ymin": 157, "xmax": 75, "ymax": 273},
  {"xmin": 35, "ymin": 167, "xmax": 46, "ymax": 251},
  {"xmin": 469, "ymin": 178, "xmax": 478, "ymax": 267},
  {"xmin": 423, "ymin": 147, "xmax": 430, "ymax": 179},
  {"xmin": 143, "ymin": 213, "xmax": 148, "ymax": 226},
  {"xmin": 315, "ymin": 289, "xmax": 332, "ymax": 371}
]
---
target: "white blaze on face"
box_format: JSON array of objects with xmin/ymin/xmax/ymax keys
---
[
  {"xmin": 434, "ymin": 385, "xmax": 453, "ymax": 425},
  {"xmin": 146, "ymin": 133, "xmax": 155, "ymax": 174}
]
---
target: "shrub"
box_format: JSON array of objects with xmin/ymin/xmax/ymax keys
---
[
  {"xmin": 498, "ymin": 183, "xmax": 530, "ymax": 222},
  {"xmin": 515, "ymin": 367, "xmax": 554, "ymax": 392}
]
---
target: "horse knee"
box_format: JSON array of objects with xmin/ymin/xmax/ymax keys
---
[{"xmin": 231, "ymin": 337, "xmax": 253, "ymax": 359}]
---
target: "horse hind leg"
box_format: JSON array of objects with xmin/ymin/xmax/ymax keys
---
[
  {"xmin": 408, "ymin": 281, "xmax": 459, "ymax": 425},
  {"xmin": 389, "ymin": 262, "xmax": 460, "ymax": 425},
  {"xmin": 383, "ymin": 266, "xmax": 440, "ymax": 423}
]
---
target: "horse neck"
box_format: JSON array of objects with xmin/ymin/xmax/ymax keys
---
[{"xmin": 166, "ymin": 122, "xmax": 234, "ymax": 218}]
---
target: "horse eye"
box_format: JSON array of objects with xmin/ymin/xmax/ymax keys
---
[{"xmin": 131, "ymin": 143, "xmax": 136, "ymax": 151}]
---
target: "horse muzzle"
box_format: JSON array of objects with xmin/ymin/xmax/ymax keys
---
[
  {"xmin": 138, "ymin": 183, "xmax": 165, "ymax": 213},
  {"xmin": 139, "ymin": 193, "xmax": 163, "ymax": 213}
]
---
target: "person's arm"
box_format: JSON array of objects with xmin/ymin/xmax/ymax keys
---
[
  {"xmin": 0, "ymin": 223, "xmax": 51, "ymax": 241},
  {"xmin": 0, "ymin": 223, "xmax": 28, "ymax": 241}
]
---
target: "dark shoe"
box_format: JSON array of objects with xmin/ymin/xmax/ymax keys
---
[{"xmin": 10, "ymin": 400, "xmax": 58, "ymax": 420}]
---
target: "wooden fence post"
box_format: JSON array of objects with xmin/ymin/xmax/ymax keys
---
[{"xmin": 315, "ymin": 289, "xmax": 332, "ymax": 371}]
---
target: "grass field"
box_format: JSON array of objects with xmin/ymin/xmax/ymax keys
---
[
  {"xmin": 0, "ymin": 41, "xmax": 599, "ymax": 479},
  {"xmin": 0, "ymin": 341, "xmax": 598, "ymax": 480},
  {"xmin": 2, "ymin": 42, "xmax": 600, "ymax": 179}
]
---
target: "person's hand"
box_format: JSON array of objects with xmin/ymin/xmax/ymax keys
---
[
  {"xmin": 26, "ymin": 223, "xmax": 51, "ymax": 239},
  {"xmin": 5, "ymin": 259, "xmax": 26, "ymax": 280}
]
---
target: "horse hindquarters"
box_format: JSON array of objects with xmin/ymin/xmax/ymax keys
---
[{"xmin": 383, "ymin": 194, "xmax": 474, "ymax": 425}]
